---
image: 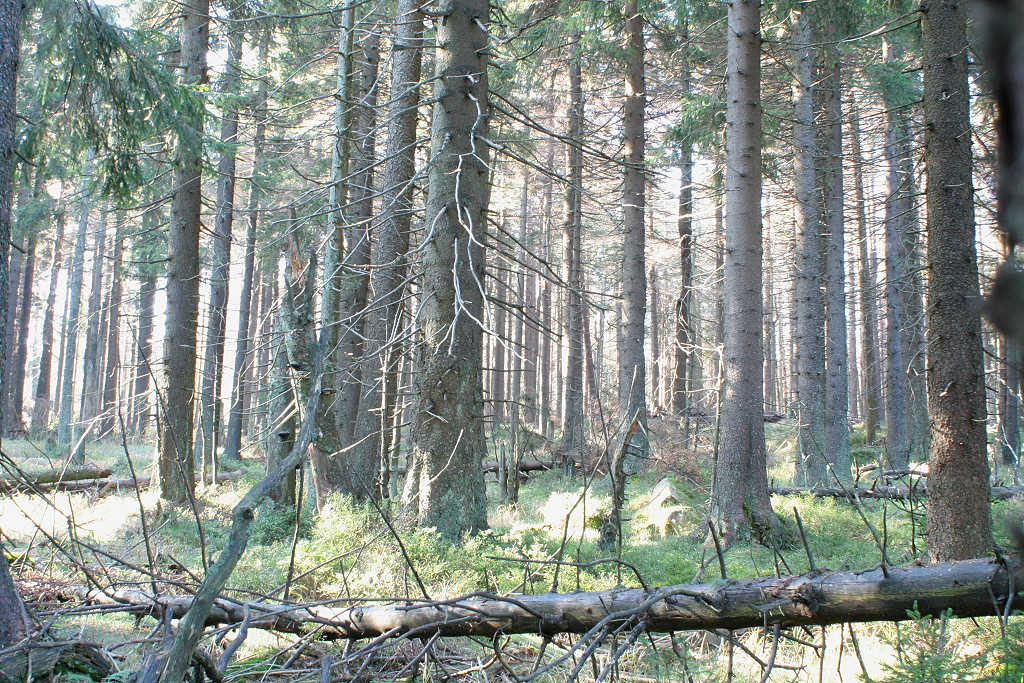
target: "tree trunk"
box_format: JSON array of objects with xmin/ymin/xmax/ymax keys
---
[
  {"xmin": 0, "ymin": 0, "xmax": 26, "ymax": 646},
  {"xmin": 31, "ymin": 207, "xmax": 67, "ymax": 431},
  {"xmin": 673, "ymin": 18, "xmax": 694, "ymax": 420},
  {"xmin": 619, "ymin": 0, "xmax": 647, "ymax": 468},
  {"xmin": 821, "ymin": 52, "xmax": 851, "ymax": 482},
  {"xmin": 410, "ymin": 0, "xmax": 491, "ymax": 540},
  {"xmin": 130, "ymin": 272, "xmax": 157, "ymax": 438},
  {"xmin": 78, "ymin": 204, "xmax": 108, "ymax": 442},
  {"xmin": 197, "ymin": 25, "xmax": 242, "ymax": 472},
  {"xmin": 9, "ymin": 229, "xmax": 34, "ymax": 435},
  {"xmin": 791, "ymin": 11, "xmax": 826, "ymax": 486},
  {"xmin": 99, "ymin": 220, "xmax": 123, "ymax": 437},
  {"xmin": 922, "ymin": 0, "xmax": 993, "ymax": 561},
  {"xmin": 711, "ymin": 0, "xmax": 781, "ymax": 546},
  {"xmin": 851, "ymin": 112, "xmax": 881, "ymax": 445},
  {"xmin": 334, "ymin": 23, "xmax": 379, "ymax": 496},
  {"xmin": 159, "ymin": 0, "xmax": 208, "ymax": 504},
  {"xmin": 1000, "ymin": 327, "xmax": 1020, "ymax": 471},
  {"xmin": 351, "ymin": 0, "xmax": 423, "ymax": 500},
  {"xmin": 649, "ymin": 267, "xmax": 661, "ymax": 412},
  {"xmin": 74, "ymin": 557, "xmax": 1024, "ymax": 641},
  {"xmin": 265, "ymin": 325, "xmax": 296, "ymax": 507},
  {"xmin": 882, "ymin": 40, "xmax": 912, "ymax": 471},
  {"xmin": 3, "ymin": 183, "xmax": 21, "ymax": 435},
  {"xmin": 305, "ymin": 6, "xmax": 359, "ymax": 505},
  {"xmin": 223, "ymin": 28, "xmax": 270, "ymax": 463},
  {"xmin": 58, "ymin": 163, "xmax": 93, "ymax": 462}
]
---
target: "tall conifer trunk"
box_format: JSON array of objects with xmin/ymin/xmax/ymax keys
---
[
  {"xmin": 31, "ymin": 207, "xmax": 66, "ymax": 431},
  {"xmin": 410, "ymin": 0, "xmax": 491, "ymax": 540},
  {"xmin": 561, "ymin": 44, "xmax": 585, "ymax": 461},
  {"xmin": 100, "ymin": 221, "xmax": 123, "ymax": 437},
  {"xmin": 159, "ymin": 0, "xmax": 209, "ymax": 503},
  {"xmin": 851, "ymin": 112, "xmax": 881, "ymax": 444},
  {"xmin": 619, "ymin": 0, "xmax": 647, "ymax": 464},
  {"xmin": 223, "ymin": 28, "xmax": 270, "ymax": 462},
  {"xmin": 58, "ymin": 164, "xmax": 93, "ymax": 462},
  {"xmin": 821, "ymin": 52, "xmax": 851, "ymax": 482},
  {"xmin": 197, "ymin": 25, "xmax": 242, "ymax": 469},
  {"xmin": 922, "ymin": 0, "xmax": 993, "ymax": 560},
  {"xmin": 791, "ymin": 10, "xmax": 826, "ymax": 486},
  {"xmin": 711, "ymin": 0, "xmax": 780, "ymax": 545},
  {"xmin": 353, "ymin": 0, "xmax": 423, "ymax": 497}
]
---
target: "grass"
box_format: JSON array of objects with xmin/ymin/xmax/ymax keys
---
[{"xmin": 2, "ymin": 423, "xmax": 1022, "ymax": 681}]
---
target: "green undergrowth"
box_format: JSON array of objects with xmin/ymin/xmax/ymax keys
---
[{"xmin": 5, "ymin": 430, "xmax": 1024, "ymax": 681}]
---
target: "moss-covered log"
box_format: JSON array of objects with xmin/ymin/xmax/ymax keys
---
[{"xmin": 64, "ymin": 556, "xmax": 1022, "ymax": 639}]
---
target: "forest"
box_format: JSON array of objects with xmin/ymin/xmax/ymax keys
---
[{"xmin": 0, "ymin": 0, "xmax": 1023, "ymax": 680}]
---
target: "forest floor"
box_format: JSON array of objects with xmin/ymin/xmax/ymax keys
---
[{"xmin": 2, "ymin": 420, "xmax": 1024, "ymax": 681}]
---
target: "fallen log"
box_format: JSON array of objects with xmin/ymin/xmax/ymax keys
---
[
  {"xmin": 0, "ymin": 465, "xmax": 112, "ymax": 489},
  {"xmin": 770, "ymin": 485, "xmax": 1024, "ymax": 501},
  {"xmin": 392, "ymin": 460, "xmax": 552, "ymax": 476},
  {"xmin": 0, "ymin": 640, "xmax": 114, "ymax": 682},
  {"xmin": 61, "ymin": 556, "xmax": 1023, "ymax": 639},
  {"xmin": 14, "ymin": 470, "xmax": 244, "ymax": 495}
]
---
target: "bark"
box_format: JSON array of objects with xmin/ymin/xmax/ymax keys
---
[
  {"xmin": 649, "ymin": 267, "xmax": 661, "ymax": 411},
  {"xmin": 771, "ymin": 485, "xmax": 1024, "ymax": 501},
  {"xmin": 12, "ymin": 470, "xmax": 241, "ymax": 496},
  {"xmin": 0, "ymin": 640, "xmax": 114, "ymax": 682},
  {"xmin": 57, "ymin": 164, "xmax": 93, "ymax": 462},
  {"xmin": 851, "ymin": 112, "xmax": 881, "ymax": 444},
  {"xmin": 130, "ymin": 272, "xmax": 157, "ymax": 438},
  {"xmin": 8, "ymin": 228, "xmax": 33, "ymax": 434},
  {"xmin": 278, "ymin": 232, "xmax": 335, "ymax": 503},
  {"xmin": 922, "ymin": 0, "xmax": 993, "ymax": 560},
  {"xmin": 711, "ymin": 0, "xmax": 781, "ymax": 546},
  {"xmin": 0, "ymin": 465, "xmax": 112, "ymax": 487},
  {"xmin": 70, "ymin": 557, "xmax": 1024, "ymax": 641},
  {"xmin": 410, "ymin": 0, "xmax": 491, "ymax": 540},
  {"xmin": 351, "ymin": 0, "xmax": 422, "ymax": 500},
  {"xmin": 619, "ymin": 0, "xmax": 647, "ymax": 466},
  {"xmin": 673, "ymin": 18, "xmax": 694, "ymax": 420},
  {"xmin": 0, "ymin": 0, "xmax": 26, "ymax": 646},
  {"xmin": 561, "ymin": 44, "xmax": 585, "ymax": 461},
  {"xmin": 791, "ymin": 11, "xmax": 827, "ymax": 487},
  {"xmin": 79, "ymin": 204, "xmax": 108, "ymax": 435},
  {"xmin": 308, "ymin": 7, "xmax": 355, "ymax": 505},
  {"xmin": 30, "ymin": 207, "xmax": 66, "ymax": 430},
  {"xmin": 159, "ymin": 0, "xmax": 209, "ymax": 504},
  {"xmin": 99, "ymin": 220, "xmax": 123, "ymax": 437},
  {"xmin": 881, "ymin": 43, "xmax": 912, "ymax": 471},
  {"xmin": 521, "ymin": 179, "xmax": 538, "ymax": 426},
  {"xmin": 197, "ymin": 25, "xmax": 242, "ymax": 471},
  {"xmin": 820, "ymin": 52, "xmax": 851, "ymax": 482},
  {"xmin": 1001, "ymin": 330, "xmax": 1020, "ymax": 470},
  {"xmin": 3, "ymin": 188, "xmax": 20, "ymax": 434},
  {"xmin": 265, "ymin": 329, "xmax": 296, "ymax": 507},
  {"xmin": 333, "ymin": 24, "xmax": 379, "ymax": 495},
  {"xmin": 223, "ymin": 29, "xmax": 269, "ymax": 462}
]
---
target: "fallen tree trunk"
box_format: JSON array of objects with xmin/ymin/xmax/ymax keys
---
[
  {"xmin": 13, "ymin": 470, "xmax": 243, "ymax": 495},
  {"xmin": 771, "ymin": 485, "xmax": 1024, "ymax": 501},
  {"xmin": 393, "ymin": 460, "xmax": 552, "ymax": 476},
  {"xmin": 60, "ymin": 556, "xmax": 1023, "ymax": 639},
  {"xmin": 0, "ymin": 465, "xmax": 112, "ymax": 489},
  {"xmin": 0, "ymin": 640, "xmax": 114, "ymax": 682}
]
